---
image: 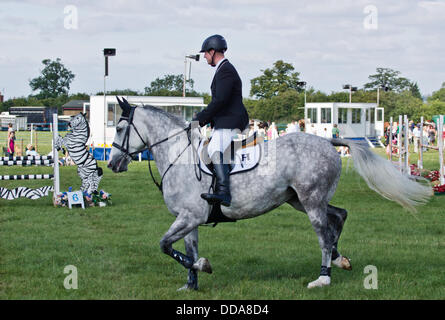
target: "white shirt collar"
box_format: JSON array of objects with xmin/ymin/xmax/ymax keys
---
[{"xmin": 215, "ymin": 58, "xmax": 227, "ymax": 74}]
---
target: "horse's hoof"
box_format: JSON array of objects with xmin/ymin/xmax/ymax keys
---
[
  {"xmin": 193, "ymin": 257, "xmax": 213, "ymax": 274},
  {"xmin": 307, "ymin": 276, "xmax": 331, "ymax": 289},
  {"xmin": 177, "ymin": 284, "xmax": 198, "ymax": 291},
  {"xmin": 332, "ymin": 256, "xmax": 352, "ymax": 271}
]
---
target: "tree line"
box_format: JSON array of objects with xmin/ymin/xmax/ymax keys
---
[{"xmin": 1, "ymin": 58, "xmax": 445, "ymax": 123}]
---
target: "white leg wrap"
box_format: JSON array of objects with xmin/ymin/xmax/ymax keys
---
[{"xmin": 307, "ymin": 275, "xmax": 331, "ymax": 289}]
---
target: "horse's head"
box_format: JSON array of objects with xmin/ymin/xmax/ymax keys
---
[{"xmin": 107, "ymin": 97, "xmax": 147, "ymax": 173}]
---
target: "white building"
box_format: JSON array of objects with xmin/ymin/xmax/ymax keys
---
[
  {"xmin": 0, "ymin": 112, "xmax": 27, "ymax": 130},
  {"xmin": 304, "ymin": 102, "xmax": 384, "ymax": 140},
  {"xmin": 87, "ymin": 95, "xmax": 206, "ymax": 148}
]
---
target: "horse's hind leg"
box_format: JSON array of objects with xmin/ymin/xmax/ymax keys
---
[
  {"xmin": 287, "ymin": 198, "xmax": 351, "ymax": 271},
  {"xmin": 292, "ymin": 198, "xmax": 335, "ymax": 288},
  {"xmin": 327, "ymin": 205, "xmax": 352, "ymax": 271}
]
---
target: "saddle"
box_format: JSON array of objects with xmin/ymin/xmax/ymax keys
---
[{"xmin": 197, "ymin": 132, "xmax": 262, "ymax": 176}]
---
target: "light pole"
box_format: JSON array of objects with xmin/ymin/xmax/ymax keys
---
[
  {"xmin": 342, "ymin": 84, "xmax": 357, "ymax": 103},
  {"xmin": 183, "ymin": 54, "xmax": 200, "ymax": 97},
  {"xmin": 297, "ymin": 81, "xmax": 307, "ymax": 131},
  {"xmin": 297, "ymin": 81, "xmax": 307, "ymax": 106},
  {"xmin": 377, "ymin": 85, "xmax": 390, "ymax": 106},
  {"xmin": 103, "ymin": 48, "xmax": 116, "ymax": 161}
]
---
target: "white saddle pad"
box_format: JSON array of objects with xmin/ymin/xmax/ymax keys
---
[{"xmin": 197, "ymin": 138, "xmax": 262, "ymax": 176}]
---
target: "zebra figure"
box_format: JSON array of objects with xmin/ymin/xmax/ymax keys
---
[{"xmin": 54, "ymin": 113, "xmax": 103, "ymax": 195}]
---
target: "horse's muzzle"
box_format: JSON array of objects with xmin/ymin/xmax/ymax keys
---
[{"xmin": 107, "ymin": 156, "xmax": 129, "ymax": 173}]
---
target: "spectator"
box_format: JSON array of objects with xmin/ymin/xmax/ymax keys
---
[
  {"xmin": 267, "ymin": 122, "xmax": 278, "ymax": 140},
  {"xmin": 332, "ymin": 124, "xmax": 340, "ymax": 138},
  {"xmin": 384, "ymin": 125, "xmax": 391, "ymax": 146},
  {"xmin": 25, "ymin": 144, "xmax": 39, "ymax": 156},
  {"xmin": 428, "ymin": 124, "xmax": 436, "ymax": 146},
  {"xmin": 258, "ymin": 125, "xmax": 266, "ymax": 139},
  {"xmin": 310, "ymin": 124, "xmax": 317, "ymax": 135},
  {"xmin": 412, "ymin": 125, "xmax": 420, "ymax": 153},
  {"xmin": 286, "ymin": 120, "xmax": 297, "ymax": 134},
  {"xmin": 422, "ymin": 126, "xmax": 429, "ymax": 151},
  {"xmin": 339, "ymin": 146, "xmax": 350, "ymax": 157},
  {"xmin": 408, "ymin": 120, "xmax": 414, "ymax": 144},
  {"xmin": 64, "ymin": 151, "xmax": 75, "ymax": 166},
  {"xmin": 299, "ymin": 119, "xmax": 305, "ymax": 132},
  {"xmin": 7, "ymin": 130, "xmax": 15, "ymax": 156},
  {"xmin": 248, "ymin": 124, "xmax": 255, "ymax": 137},
  {"xmin": 386, "ymin": 137, "xmax": 397, "ymax": 160},
  {"xmin": 8, "ymin": 123, "xmax": 14, "ymax": 135},
  {"xmin": 323, "ymin": 127, "xmax": 329, "ymax": 138}
]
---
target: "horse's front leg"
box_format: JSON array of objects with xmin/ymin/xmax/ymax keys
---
[
  {"xmin": 159, "ymin": 214, "xmax": 211, "ymax": 291},
  {"xmin": 178, "ymin": 228, "xmax": 212, "ymax": 291}
]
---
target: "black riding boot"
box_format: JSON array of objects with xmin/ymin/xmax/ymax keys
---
[{"xmin": 201, "ymin": 152, "xmax": 231, "ymax": 207}]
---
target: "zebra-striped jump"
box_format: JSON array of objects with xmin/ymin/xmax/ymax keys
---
[
  {"xmin": 0, "ymin": 155, "xmax": 53, "ymax": 161},
  {"xmin": 1, "ymin": 114, "xmax": 60, "ymax": 201},
  {"xmin": 0, "ymin": 174, "xmax": 54, "ymax": 180},
  {"xmin": 0, "ymin": 159, "xmax": 53, "ymax": 166}
]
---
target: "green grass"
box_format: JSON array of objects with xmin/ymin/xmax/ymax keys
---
[{"xmin": 0, "ymin": 145, "xmax": 445, "ymax": 299}]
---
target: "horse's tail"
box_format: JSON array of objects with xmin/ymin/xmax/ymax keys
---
[{"xmin": 330, "ymin": 138, "xmax": 432, "ymax": 212}]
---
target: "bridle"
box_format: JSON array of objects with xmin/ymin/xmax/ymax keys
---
[{"xmin": 112, "ymin": 106, "xmax": 192, "ymax": 193}]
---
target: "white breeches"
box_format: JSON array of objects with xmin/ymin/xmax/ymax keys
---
[{"xmin": 207, "ymin": 128, "xmax": 238, "ymax": 159}]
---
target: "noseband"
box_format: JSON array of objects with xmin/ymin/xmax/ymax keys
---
[{"xmin": 112, "ymin": 106, "xmax": 192, "ymax": 193}]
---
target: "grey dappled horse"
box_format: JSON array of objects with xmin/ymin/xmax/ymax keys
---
[{"xmin": 108, "ymin": 98, "xmax": 432, "ymax": 290}]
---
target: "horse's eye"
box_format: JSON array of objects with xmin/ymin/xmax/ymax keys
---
[{"xmin": 116, "ymin": 127, "xmax": 123, "ymax": 133}]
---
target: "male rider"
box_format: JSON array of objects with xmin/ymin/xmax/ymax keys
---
[{"xmin": 193, "ymin": 35, "xmax": 249, "ymax": 207}]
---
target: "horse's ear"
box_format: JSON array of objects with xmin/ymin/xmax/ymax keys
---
[
  {"xmin": 116, "ymin": 96, "xmax": 132, "ymax": 118},
  {"xmin": 116, "ymin": 96, "xmax": 126, "ymax": 110},
  {"xmin": 122, "ymin": 97, "xmax": 132, "ymax": 109}
]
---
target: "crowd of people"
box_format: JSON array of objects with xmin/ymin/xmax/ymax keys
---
[
  {"xmin": 244, "ymin": 119, "xmax": 342, "ymax": 140},
  {"xmin": 384, "ymin": 120, "xmax": 445, "ymax": 159}
]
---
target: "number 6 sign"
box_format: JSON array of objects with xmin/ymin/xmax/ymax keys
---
[{"xmin": 67, "ymin": 190, "xmax": 85, "ymax": 209}]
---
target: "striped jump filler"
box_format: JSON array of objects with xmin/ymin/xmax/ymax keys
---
[
  {"xmin": 0, "ymin": 160, "xmax": 53, "ymax": 166},
  {"xmin": 0, "ymin": 114, "xmax": 60, "ymax": 201},
  {"xmin": 0, "ymin": 174, "xmax": 54, "ymax": 180},
  {"xmin": 0, "ymin": 155, "xmax": 53, "ymax": 161}
]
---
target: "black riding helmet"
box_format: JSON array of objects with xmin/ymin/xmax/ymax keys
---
[{"xmin": 200, "ymin": 34, "xmax": 227, "ymax": 53}]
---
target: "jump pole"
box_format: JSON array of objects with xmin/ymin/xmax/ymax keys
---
[
  {"xmin": 419, "ymin": 116, "xmax": 424, "ymax": 169},
  {"xmin": 389, "ymin": 116, "xmax": 393, "ymax": 162},
  {"xmin": 439, "ymin": 115, "xmax": 444, "ymax": 185},
  {"xmin": 398, "ymin": 115, "xmax": 403, "ymax": 172},
  {"xmin": 404, "ymin": 115, "xmax": 409, "ymax": 173},
  {"xmin": 52, "ymin": 113, "xmax": 60, "ymax": 199}
]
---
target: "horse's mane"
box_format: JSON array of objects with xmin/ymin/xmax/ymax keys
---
[{"xmin": 141, "ymin": 105, "xmax": 187, "ymax": 128}]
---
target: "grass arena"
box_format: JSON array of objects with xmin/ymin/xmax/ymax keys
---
[{"xmin": 0, "ymin": 131, "xmax": 444, "ymax": 299}]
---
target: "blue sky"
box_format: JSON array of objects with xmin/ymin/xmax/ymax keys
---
[{"xmin": 1, "ymin": 0, "xmax": 445, "ymax": 99}]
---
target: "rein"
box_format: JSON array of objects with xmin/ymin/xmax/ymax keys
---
[{"xmin": 147, "ymin": 127, "xmax": 192, "ymax": 193}]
